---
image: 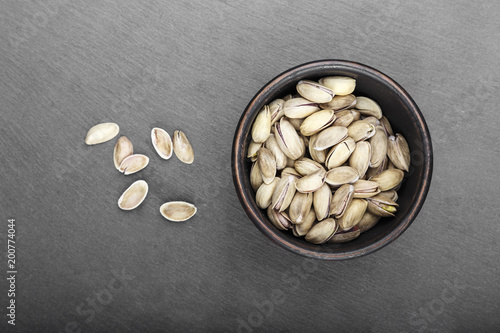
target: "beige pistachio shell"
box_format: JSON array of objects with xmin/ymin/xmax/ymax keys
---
[
  {"xmin": 308, "ymin": 133, "xmax": 326, "ymax": 163},
  {"xmin": 366, "ymin": 156, "xmax": 388, "ymax": 179},
  {"xmin": 305, "ymin": 218, "xmax": 338, "ymax": 244},
  {"xmin": 283, "ymin": 98, "xmax": 320, "ymax": 118},
  {"xmin": 330, "ymin": 184, "xmax": 354, "ymax": 218},
  {"xmin": 352, "ymin": 180, "xmax": 380, "ymax": 198},
  {"xmin": 119, "ymin": 154, "xmax": 149, "ymax": 175},
  {"xmin": 370, "ymin": 169, "xmax": 404, "ymax": 191},
  {"xmin": 295, "ymin": 168, "xmax": 326, "ymax": 193},
  {"xmin": 329, "ymin": 227, "xmax": 360, "ymax": 243},
  {"xmin": 151, "ymin": 128, "xmax": 172, "ymax": 160},
  {"xmin": 325, "ymin": 166, "xmax": 360, "ymax": 187},
  {"xmin": 289, "ymin": 192, "xmax": 313, "ymax": 224},
  {"xmin": 313, "ymin": 183, "xmax": 332, "ymax": 221},
  {"xmin": 265, "ymin": 134, "xmax": 287, "ymax": 170},
  {"xmin": 296, "ymin": 80, "xmax": 334, "ymax": 103},
  {"xmin": 250, "ymin": 162, "xmax": 264, "ymax": 192},
  {"xmin": 387, "ymin": 134, "xmax": 411, "ymax": 172},
  {"xmin": 281, "ymin": 167, "xmax": 301, "ymax": 178},
  {"xmin": 160, "ymin": 201, "xmax": 197, "ymax": 222},
  {"xmin": 338, "ymin": 199, "xmax": 368, "ymax": 230},
  {"xmin": 369, "ymin": 127, "xmax": 388, "ymax": 168},
  {"xmin": 319, "ymin": 76, "xmax": 356, "ymax": 96},
  {"xmin": 347, "ymin": 120, "xmax": 376, "ymax": 142},
  {"xmin": 288, "ymin": 118, "xmax": 304, "ymax": 131},
  {"xmin": 358, "ymin": 212, "xmax": 381, "ymax": 233},
  {"xmin": 361, "ymin": 117, "xmax": 380, "ymax": 127},
  {"xmin": 247, "ymin": 140, "xmax": 262, "ymax": 160},
  {"xmin": 256, "ymin": 177, "xmax": 280, "ymax": 209},
  {"xmin": 251, "ymin": 106, "xmax": 272, "ymax": 143},
  {"xmin": 325, "ymin": 137, "xmax": 356, "ymax": 169},
  {"xmin": 267, "ymin": 207, "xmax": 292, "ymax": 230},
  {"xmin": 366, "ymin": 194, "xmax": 399, "ymax": 217},
  {"xmin": 118, "ymin": 180, "xmax": 148, "ymax": 210},
  {"xmin": 269, "ymin": 99, "xmax": 285, "ymax": 125},
  {"xmin": 349, "ymin": 141, "xmax": 371, "ymax": 178},
  {"xmin": 380, "ymin": 116, "xmax": 394, "ymax": 136},
  {"xmin": 294, "ymin": 157, "xmax": 325, "ymax": 176},
  {"xmin": 356, "ymin": 96, "xmax": 382, "ymax": 119},
  {"xmin": 292, "ymin": 210, "xmax": 316, "ymax": 237},
  {"xmin": 319, "ymin": 94, "xmax": 356, "ymax": 111},
  {"xmin": 113, "ymin": 136, "xmax": 133, "ymax": 170},
  {"xmin": 300, "ymin": 109, "xmax": 336, "ymax": 136},
  {"xmin": 333, "ymin": 109, "xmax": 356, "ymax": 127},
  {"xmin": 173, "ymin": 130, "xmax": 194, "ymax": 164},
  {"xmin": 271, "ymin": 175, "xmax": 297, "ymax": 212},
  {"xmin": 85, "ymin": 122, "xmax": 119, "ymax": 145},
  {"xmin": 257, "ymin": 148, "xmax": 276, "ymax": 185},
  {"xmin": 313, "ymin": 126, "xmax": 349, "ymax": 151},
  {"xmin": 378, "ymin": 190, "xmax": 398, "ymax": 202},
  {"xmin": 274, "ymin": 118, "xmax": 304, "ymax": 160}
]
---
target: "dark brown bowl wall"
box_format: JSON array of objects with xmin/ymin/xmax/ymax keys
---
[{"xmin": 232, "ymin": 60, "xmax": 433, "ymax": 260}]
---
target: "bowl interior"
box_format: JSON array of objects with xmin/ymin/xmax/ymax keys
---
[{"xmin": 233, "ymin": 60, "xmax": 432, "ymax": 259}]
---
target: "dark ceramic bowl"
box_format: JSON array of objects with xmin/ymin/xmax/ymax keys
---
[{"xmin": 232, "ymin": 60, "xmax": 432, "ymax": 260}]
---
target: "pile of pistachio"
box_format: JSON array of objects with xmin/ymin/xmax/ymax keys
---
[
  {"xmin": 84, "ymin": 123, "xmax": 197, "ymax": 222},
  {"xmin": 248, "ymin": 77, "xmax": 411, "ymax": 244}
]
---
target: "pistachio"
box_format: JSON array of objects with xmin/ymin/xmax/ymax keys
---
[
  {"xmin": 356, "ymin": 96, "xmax": 382, "ymax": 119},
  {"xmin": 352, "ymin": 180, "xmax": 380, "ymax": 198},
  {"xmin": 292, "ymin": 210, "xmax": 316, "ymax": 237},
  {"xmin": 250, "ymin": 162, "xmax": 264, "ymax": 192},
  {"xmin": 247, "ymin": 140, "xmax": 262, "ymax": 161},
  {"xmin": 361, "ymin": 116, "xmax": 380, "ymax": 126},
  {"xmin": 358, "ymin": 212, "xmax": 381, "ymax": 233},
  {"xmin": 305, "ymin": 218, "xmax": 338, "ymax": 244},
  {"xmin": 330, "ymin": 184, "xmax": 354, "ymax": 218},
  {"xmin": 160, "ymin": 201, "xmax": 197, "ymax": 222},
  {"xmin": 296, "ymin": 80, "xmax": 335, "ymax": 103},
  {"xmin": 313, "ymin": 183, "xmax": 332, "ymax": 221},
  {"xmin": 325, "ymin": 137, "xmax": 356, "ymax": 169},
  {"xmin": 281, "ymin": 167, "xmax": 301, "ymax": 178},
  {"xmin": 387, "ymin": 134, "xmax": 411, "ymax": 172},
  {"xmin": 370, "ymin": 169, "xmax": 404, "ymax": 191},
  {"xmin": 151, "ymin": 128, "xmax": 172, "ymax": 160},
  {"xmin": 289, "ymin": 192, "xmax": 313, "ymax": 224},
  {"xmin": 319, "ymin": 94, "xmax": 356, "ymax": 111},
  {"xmin": 332, "ymin": 109, "xmax": 356, "ymax": 127},
  {"xmin": 117, "ymin": 180, "xmax": 148, "ymax": 210},
  {"xmin": 271, "ymin": 175, "xmax": 297, "ymax": 212},
  {"xmin": 366, "ymin": 156, "xmax": 388, "ymax": 179},
  {"xmin": 347, "ymin": 120, "xmax": 376, "ymax": 142},
  {"xmin": 380, "ymin": 116, "xmax": 394, "ymax": 136},
  {"xmin": 366, "ymin": 194, "xmax": 399, "ymax": 217},
  {"xmin": 349, "ymin": 141, "xmax": 371, "ymax": 178},
  {"xmin": 325, "ymin": 166, "xmax": 360, "ymax": 187},
  {"xmin": 85, "ymin": 122, "xmax": 119, "ymax": 145},
  {"xmin": 319, "ymin": 76, "xmax": 356, "ymax": 96},
  {"xmin": 267, "ymin": 207, "xmax": 292, "ymax": 230},
  {"xmin": 274, "ymin": 118, "xmax": 305, "ymax": 159},
  {"xmin": 257, "ymin": 147, "xmax": 276, "ymax": 184},
  {"xmin": 313, "ymin": 126, "xmax": 349, "ymax": 151},
  {"xmin": 269, "ymin": 99, "xmax": 285, "ymax": 124},
  {"xmin": 328, "ymin": 227, "xmax": 360, "ymax": 243},
  {"xmin": 294, "ymin": 157, "xmax": 325, "ymax": 176},
  {"xmin": 369, "ymin": 126, "xmax": 388, "ymax": 168},
  {"xmin": 378, "ymin": 190, "xmax": 398, "ymax": 202},
  {"xmin": 308, "ymin": 133, "xmax": 326, "ymax": 163},
  {"xmin": 288, "ymin": 118, "xmax": 304, "ymax": 131},
  {"xmin": 173, "ymin": 130, "xmax": 194, "ymax": 164},
  {"xmin": 300, "ymin": 109, "xmax": 336, "ymax": 136},
  {"xmin": 338, "ymin": 199, "xmax": 368, "ymax": 230},
  {"xmin": 265, "ymin": 134, "xmax": 287, "ymax": 170},
  {"xmin": 113, "ymin": 136, "xmax": 133, "ymax": 170},
  {"xmin": 295, "ymin": 168, "xmax": 326, "ymax": 193},
  {"xmin": 283, "ymin": 97, "xmax": 320, "ymax": 118},
  {"xmin": 256, "ymin": 177, "xmax": 280, "ymax": 209},
  {"xmin": 119, "ymin": 154, "xmax": 149, "ymax": 175},
  {"xmin": 251, "ymin": 106, "xmax": 272, "ymax": 143}
]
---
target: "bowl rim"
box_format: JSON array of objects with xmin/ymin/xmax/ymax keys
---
[{"xmin": 231, "ymin": 59, "xmax": 433, "ymax": 260}]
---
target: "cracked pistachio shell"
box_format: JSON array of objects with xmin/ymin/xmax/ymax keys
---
[
  {"xmin": 247, "ymin": 140, "xmax": 262, "ymax": 161},
  {"xmin": 313, "ymin": 183, "xmax": 332, "ymax": 221},
  {"xmin": 113, "ymin": 136, "xmax": 133, "ymax": 170},
  {"xmin": 118, "ymin": 180, "xmax": 148, "ymax": 210},
  {"xmin": 319, "ymin": 76, "xmax": 356, "ymax": 96},
  {"xmin": 85, "ymin": 122, "xmax": 119, "ymax": 145},
  {"xmin": 366, "ymin": 194, "xmax": 399, "ymax": 217},
  {"xmin": 326, "ymin": 137, "xmax": 356, "ymax": 169},
  {"xmin": 288, "ymin": 118, "xmax": 304, "ymax": 131},
  {"xmin": 319, "ymin": 94, "xmax": 356, "ymax": 111},
  {"xmin": 160, "ymin": 201, "xmax": 197, "ymax": 222},
  {"xmin": 289, "ymin": 192, "xmax": 313, "ymax": 224},
  {"xmin": 267, "ymin": 207, "xmax": 292, "ymax": 230},
  {"xmin": 286, "ymin": 156, "xmax": 296, "ymax": 168},
  {"xmin": 358, "ymin": 212, "xmax": 381, "ymax": 233},
  {"xmin": 292, "ymin": 210, "xmax": 316, "ymax": 237},
  {"xmin": 119, "ymin": 154, "xmax": 149, "ymax": 175},
  {"xmin": 370, "ymin": 169, "xmax": 404, "ymax": 191},
  {"xmin": 333, "ymin": 109, "xmax": 356, "ymax": 127},
  {"xmin": 347, "ymin": 120, "xmax": 376, "ymax": 142},
  {"xmin": 380, "ymin": 116, "xmax": 394, "ymax": 136},
  {"xmin": 329, "ymin": 227, "xmax": 360, "ymax": 243},
  {"xmin": 308, "ymin": 134, "xmax": 326, "ymax": 163},
  {"xmin": 366, "ymin": 156, "xmax": 388, "ymax": 179},
  {"xmin": 256, "ymin": 177, "xmax": 280, "ymax": 209},
  {"xmin": 251, "ymin": 106, "xmax": 272, "ymax": 143},
  {"xmin": 271, "ymin": 175, "xmax": 297, "ymax": 212},
  {"xmin": 250, "ymin": 162, "xmax": 264, "ymax": 192},
  {"xmin": 369, "ymin": 127, "xmax": 388, "ymax": 168},
  {"xmin": 352, "ymin": 180, "xmax": 380, "ymax": 198},
  {"xmin": 305, "ymin": 218, "xmax": 338, "ymax": 244},
  {"xmin": 295, "ymin": 168, "xmax": 326, "ymax": 193},
  {"xmin": 151, "ymin": 128, "xmax": 172, "ymax": 160},
  {"xmin": 349, "ymin": 141, "xmax": 371, "ymax": 178},
  {"xmin": 387, "ymin": 134, "xmax": 411, "ymax": 172},
  {"xmin": 283, "ymin": 98, "xmax": 320, "ymax": 118},
  {"xmin": 281, "ymin": 167, "xmax": 301, "ymax": 178},
  {"xmin": 325, "ymin": 166, "xmax": 360, "ymax": 187},
  {"xmin": 338, "ymin": 199, "xmax": 368, "ymax": 231},
  {"xmin": 300, "ymin": 109, "xmax": 336, "ymax": 136},
  {"xmin": 274, "ymin": 118, "xmax": 304, "ymax": 160},
  {"xmin": 313, "ymin": 126, "xmax": 349, "ymax": 151},
  {"xmin": 356, "ymin": 96, "xmax": 382, "ymax": 119},
  {"xmin": 265, "ymin": 134, "xmax": 287, "ymax": 170},
  {"xmin": 257, "ymin": 148, "xmax": 276, "ymax": 185},
  {"xmin": 294, "ymin": 157, "xmax": 325, "ymax": 176},
  {"xmin": 296, "ymin": 80, "xmax": 334, "ymax": 103},
  {"xmin": 269, "ymin": 99, "xmax": 285, "ymax": 125},
  {"xmin": 173, "ymin": 130, "xmax": 194, "ymax": 164},
  {"xmin": 378, "ymin": 190, "xmax": 398, "ymax": 202},
  {"xmin": 361, "ymin": 116, "xmax": 380, "ymax": 126},
  {"xmin": 330, "ymin": 184, "xmax": 354, "ymax": 218}
]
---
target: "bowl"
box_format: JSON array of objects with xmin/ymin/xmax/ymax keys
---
[{"xmin": 232, "ymin": 60, "xmax": 433, "ymax": 260}]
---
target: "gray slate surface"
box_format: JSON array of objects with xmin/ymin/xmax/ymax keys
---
[{"xmin": 1, "ymin": 0, "xmax": 499, "ymax": 332}]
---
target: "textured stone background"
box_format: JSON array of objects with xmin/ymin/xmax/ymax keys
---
[{"xmin": 1, "ymin": 0, "xmax": 499, "ymax": 332}]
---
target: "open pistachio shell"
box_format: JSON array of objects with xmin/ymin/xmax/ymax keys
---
[
  {"xmin": 378, "ymin": 190, "xmax": 398, "ymax": 202},
  {"xmin": 265, "ymin": 134, "xmax": 287, "ymax": 170},
  {"xmin": 119, "ymin": 154, "xmax": 149, "ymax": 175},
  {"xmin": 347, "ymin": 120, "xmax": 376, "ymax": 142},
  {"xmin": 151, "ymin": 128, "xmax": 172, "ymax": 160},
  {"xmin": 300, "ymin": 109, "xmax": 336, "ymax": 136},
  {"xmin": 274, "ymin": 118, "xmax": 305, "ymax": 160},
  {"xmin": 173, "ymin": 130, "xmax": 194, "ymax": 164},
  {"xmin": 380, "ymin": 116, "xmax": 394, "ymax": 136},
  {"xmin": 247, "ymin": 140, "xmax": 262, "ymax": 161},
  {"xmin": 319, "ymin": 94, "xmax": 356, "ymax": 111},
  {"xmin": 113, "ymin": 136, "xmax": 133, "ymax": 170},
  {"xmin": 283, "ymin": 97, "xmax": 320, "ymax": 118},
  {"xmin": 294, "ymin": 157, "xmax": 325, "ymax": 176},
  {"xmin": 289, "ymin": 192, "xmax": 313, "ymax": 224},
  {"xmin": 256, "ymin": 177, "xmax": 280, "ymax": 209},
  {"xmin": 319, "ymin": 76, "xmax": 356, "ymax": 96},
  {"xmin": 325, "ymin": 137, "xmax": 356, "ymax": 169},
  {"xmin": 356, "ymin": 96, "xmax": 382, "ymax": 119},
  {"xmin": 308, "ymin": 133, "xmax": 326, "ymax": 163},
  {"xmin": 366, "ymin": 194, "xmax": 399, "ymax": 217},
  {"xmin": 305, "ymin": 218, "xmax": 338, "ymax": 244},
  {"xmin": 118, "ymin": 180, "xmax": 148, "ymax": 210},
  {"xmin": 338, "ymin": 199, "xmax": 367, "ymax": 230},
  {"xmin": 330, "ymin": 184, "xmax": 354, "ymax": 218},
  {"xmin": 313, "ymin": 183, "xmax": 332, "ymax": 221},
  {"xmin": 325, "ymin": 166, "xmax": 360, "ymax": 187},
  {"xmin": 387, "ymin": 133, "xmax": 411, "ymax": 172},
  {"xmin": 269, "ymin": 99, "xmax": 285, "ymax": 125},
  {"xmin": 296, "ymin": 80, "xmax": 335, "ymax": 103},
  {"xmin": 281, "ymin": 167, "xmax": 301, "ymax": 178},
  {"xmin": 160, "ymin": 201, "xmax": 197, "ymax": 222},
  {"xmin": 257, "ymin": 148, "xmax": 277, "ymax": 185},
  {"xmin": 333, "ymin": 109, "xmax": 356, "ymax": 127},
  {"xmin": 295, "ymin": 168, "xmax": 326, "ymax": 193},
  {"xmin": 352, "ymin": 180, "xmax": 380, "ymax": 198},
  {"xmin": 349, "ymin": 141, "xmax": 371, "ymax": 178},
  {"xmin": 267, "ymin": 207, "xmax": 292, "ymax": 230},
  {"xmin": 369, "ymin": 169, "xmax": 404, "ymax": 191},
  {"xmin": 328, "ymin": 226, "xmax": 360, "ymax": 243},
  {"xmin": 85, "ymin": 122, "xmax": 119, "ymax": 145},
  {"xmin": 271, "ymin": 175, "xmax": 297, "ymax": 212},
  {"xmin": 292, "ymin": 209, "xmax": 316, "ymax": 237},
  {"xmin": 313, "ymin": 126, "xmax": 349, "ymax": 151}
]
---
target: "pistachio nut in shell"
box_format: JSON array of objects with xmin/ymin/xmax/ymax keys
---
[
  {"xmin": 271, "ymin": 175, "xmax": 297, "ymax": 212},
  {"xmin": 308, "ymin": 134, "xmax": 326, "ymax": 163},
  {"xmin": 257, "ymin": 147, "xmax": 276, "ymax": 185},
  {"xmin": 256, "ymin": 177, "xmax": 280, "ymax": 209},
  {"xmin": 85, "ymin": 122, "xmax": 119, "ymax": 145},
  {"xmin": 113, "ymin": 136, "xmax": 133, "ymax": 170},
  {"xmin": 370, "ymin": 169, "xmax": 404, "ymax": 191},
  {"xmin": 288, "ymin": 192, "xmax": 313, "ymax": 224},
  {"xmin": 313, "ymin": 126, "xmax": 348, "ymax": 151},
  {"xmin": 352, "ymin": 180, "xmax": 380, "ymax": 198},
  {"xmin": 288, "ymin": 118, "xmax": 304, "ymax": 131},
  {"xmin": 325, "ymin": 137, "xmax": 356, "ymax": 169},
  {"xmin": 300, "ymin": 109, "xmax": 336, "ymax": 136},
  {"xmin": 173, "ymin": 130, "xmax": 194, "ymax": 164},
  {"xmin": 251, "ymin": 106, "xmax": 272, "ymax": 143},
  {"xmin": 338, "ymin": 199, "xmax": 367, "ymax": 231},
  {"xmin": 274, "ymin": 117, "xmax": 304, "ymax": 160},
  {"xmin": 119, "ymin": 154, "xmax": 149, "ymax": 175},
  {"xmin": 283, "ymin": 97, "xmax": 320, "ymax": 118},
  {"xmin": 358, "ymin": 212, "xmax": 381, "ymax": 233},
  {"xmin": 355, "ymin": 96, "xmax": 382, "ymax": 119},
  {"xmin": 349, "ymin": 141, "xmax": 371, "ymax": 178},
  {"xmin": 294, "ymin": 157, "xmax": 324, "ymax": 176},
  {"xmin": 296, "ymin": 80, "xmax": 334, "ymax": 103},
  {"xmin": 380, "ymin": 116, "xmax": 394, "ymax": 136},
  {"xmin": 369, "ymin": 127, "xmax": 388, "ymax": 168},
  {"xmin": 330, "ymin": 184, "xmax": 354, "ymax": 218},
  {"xmin": 329, "ymin": 227, "xmax": 360, "ymax": 243},
  {"xmin": 313, "ymin": 183, "xmax": 332, "ymax": 221},
  {"xmin": 366, "ymin": 156, "xmax": 388, "ymax": 179},
  {"xmin": 347, "ymin": 120, "xmax": 376, "ymax": 142},
  {"xmin": 319, "ymin": 76, "xmax": 356, "ymax": 96},
  {"xmin": 332, "ymin": 109, "xmax": 356, "ymax": 127},
  {"xmin": 366, "ymin": 194, "xmax": 399, "ymax": 217},
  {"xmin": 281, "ymin": 167, "xmax": 301, "ymax": 178},
  {"xmin": 378, "ymin": 190, "xmax": 398, "ymax": 202},
  {"xmin": 160, "ymin": 201, "xmax": 197, "ymax": 222},
  {"xmin": 267, "ymin": 207, "xmax": 291, "ymax": 230},
  {"xmin": 305, "ymin": 218, "xmax": 338, "ymax": 244},
  {"xmin": 269, "ymin": 99, "xmax": 285, "ymax": 124},
  {"xmin": 118, "ymin": 180, "xmax": 148, "ymax": 210},
  {"xmin": 250, "ymin": 162, "xmax": 264, "ymax": 192},
  {"xmin": 325, "ymin": 166, "xmax": 360, "ymax": 187},
  {"xmin": 292, "ymin": 210, "xmax": 316, "ymax": 237},
  {"xmin": 295, "ymin": 168, "xmax": 326, "ymax": 193},
  {"xmin": 319, "ymin": 94, "xmax": 356, "ymax": 111},
  {"xmin": 361, "ymin": 116, "xmax": 380, "ymax": 126},
  {"xmin": 265, "ymin": 134, "xmax": 287, "ymax": 170},
  {"xmin": 387, "ymin": 134, "xmax": 411, "ymax": 172},
  {"xmin": 151, "ymin": 127, "xmax": 172, "ymax": 160},
  {"xmin": 247, "ymin": 140, "xmax": 262, "ymax": 161}
]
